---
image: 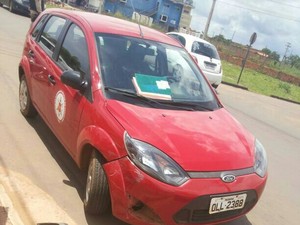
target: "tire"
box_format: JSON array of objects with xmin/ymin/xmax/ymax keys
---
[
  {"xmin": 9, "ymin": 0, "xmax": 15, "ymax": 13},
  {"xmin": 212, "ymin": 84, "xmax": 219, "ymax": 89},
  {"xmin": 84, "ymin": 150, "xmax": 111, "ymax": 214},
  {"xmin": 19, "ymin": 75, "xmax": 37, "ymax": 117}
]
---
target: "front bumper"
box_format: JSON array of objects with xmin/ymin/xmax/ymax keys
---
[{"xmin": 104, "ymin": 157, "xmax": 267, "ymax": 225}]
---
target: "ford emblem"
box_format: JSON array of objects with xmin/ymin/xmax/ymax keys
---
[{"xmin": 221, "ymin": 174, "xmax": 236, "ymax": 183}]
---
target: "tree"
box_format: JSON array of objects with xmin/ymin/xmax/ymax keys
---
[
  {"xmin": 212, "ymin": 34, "xmax": 231, "ymax": 45},
  {"xmin": 286, "ymin": 54, "xmax": 300, "ymax": 68},
  {"xmin": 261, "ymin": 47, "xmax": 271, "ymax": 56},
  {"xmin": 269, "ymin": 51, "xmax": 280, "ymax": 62},
  {"xmin": 261, "ymin": 48, "xmax": 280, "ymax": 62}
]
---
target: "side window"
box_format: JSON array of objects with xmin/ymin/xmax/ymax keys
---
[
  {"xmin": 177, "ymin": 36, "xmax": 186, "ymax": 47},
  {"xmin": 58, "ymin": 24, "xmax": 89, "ymax": 76},
  {"xmin": 31, "ymin": 14, "xmax": 48, "ymax": 38},
  {"xmin": 169, "ymin": 34, "xmax": 186, "ymax": 46},
  {"xmin": 39, "ymin": 16, "xmax": 67, "ymax": 55}
]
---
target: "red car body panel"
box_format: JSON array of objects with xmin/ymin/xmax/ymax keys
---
[
  {"xmin": 19, "ymin": 9, "xmax": 267, "ymax": 225},
  {"xmin": 104, "ymin": 158, "xmax": 266, "ymax": 225},
  {"xmin": 106, "ymin": 100, "xmax": 255, "ymax": 171}
]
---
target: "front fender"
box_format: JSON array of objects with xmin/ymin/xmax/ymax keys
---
[
  {"xmin": 19, "ymin": 55, "xmax": 31, "ymax": 84},
  {"xmin": 76, "ymin": 125, "xmax": 125, "ymax": 167}
]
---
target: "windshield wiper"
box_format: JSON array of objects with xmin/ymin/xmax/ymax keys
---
[
  {"xmin": 170, "ymin": 100, "xmax": 215, "ymax": 111},
  {"xmin": 104, "ymin": 86, "xmax": 195, "ymax": 111},
  {"xmin": 104, "ymin": 86, "xmax": 140, "ymax": 98}
]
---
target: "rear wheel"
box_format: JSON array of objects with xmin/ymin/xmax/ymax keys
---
[
  {"xmin": 212, "ymin": 84, "xmax": 219, "ymax": 89},
  {"xmin": 19, "ymin": 75, "xmax": 37, "ymax": 117},
  {"xmin": 84, "ymin": 150, "xmax": 111, "ymax": 214}
]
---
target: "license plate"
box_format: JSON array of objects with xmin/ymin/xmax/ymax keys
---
[
  {"xmin": 205, "ymin": 64, "xmax": 215, "ymax": 70},
  {"xmin": 209, "ymin": 193, "xmax": 247, "ymax": 214}
]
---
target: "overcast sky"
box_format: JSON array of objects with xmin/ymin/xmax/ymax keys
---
[{"xmin": 190, "ymin": 0, "xmax": 300, "ymax": 58}]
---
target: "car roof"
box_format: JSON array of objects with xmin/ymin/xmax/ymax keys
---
[
  {"xmin": 44, "ymin": 9, "xmax": 181, "ymax": 47},
  {"xmin": 167, "ymin": 32, "xmax": 214, "ymax": 46}
]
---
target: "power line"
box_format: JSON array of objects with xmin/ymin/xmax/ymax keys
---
[
  {"xmin": 266, "ymin": 0, "xmax": 300, "ymax": 9},
  {"xmin": 218, "ymin": 0, "xmax": 300, "ymax": 23}
]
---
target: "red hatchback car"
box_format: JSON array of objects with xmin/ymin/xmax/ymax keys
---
[{"xmin": 19, "ymin": 9, "xmax": 267, "ymax": 225}]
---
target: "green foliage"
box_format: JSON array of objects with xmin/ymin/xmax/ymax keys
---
[
  {"xmin": 262, "ymin": 47, "xmax": 271, "ymax": 55},
  {"xmin": 278, "ymin": 83, "xmax": 291, "ymax": 93},
  {"xmin": 266, "ymin": 60, "xmax": 300, "ymax": 78},
  {"xmin": 211, "ymin": 34, "xmax": 232, "ymax": 45},
  {"xmin": 270, "ymin": 51, "xmax": 280, "ymax": 61},
  {"xmin": 222, "ymin": 61, "xmax": 300, "ymax": 102},
  {"xmin": 261, "ymin": 48, "xmax": 280, "ymax": 61},
  {"xmin": 286, "ymin": 54, "xmax": 300, "ymax": 69}
]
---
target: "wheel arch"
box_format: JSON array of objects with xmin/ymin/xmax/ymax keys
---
[
  {"xmin": 19, "ymin": 56, "xmax": 31, "ymax": 80},
  {"xmin": 18, "ymin": 65, "xmax": 25, "ymax": 81},
  {"xmin": 76, "ymin": 125, "xmax": 124, "ymax": 171},
  {"xmin": 79, "ymin": 143, "xmax": 107, "ymax": 172}
]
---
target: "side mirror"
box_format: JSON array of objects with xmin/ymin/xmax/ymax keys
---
[{"xmin": 61, "ymin": 70, "xmax": 87, "ymax": 91}]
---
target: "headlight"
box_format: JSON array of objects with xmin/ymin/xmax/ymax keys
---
[
  {"xmin": 254, "ymin": 139, "xmax": 268, "ymax": 177},
  {"xmin": 124, "ymin": 132, "xmax": 189, "ymax": 186}
]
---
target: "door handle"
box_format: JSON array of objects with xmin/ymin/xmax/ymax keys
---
[
  {"xmin": 48, "ymin": 75, "xmax": 56, "ymax": 85},
  {"xmin": 28, "ymin": 50, "xmax": 35, "ymax": 58},
  {"xmin": 28, "ymin": 50, "xmax": 35, "ymax": 64}
]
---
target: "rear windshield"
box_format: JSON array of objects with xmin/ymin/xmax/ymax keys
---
[{"xmin": 191, "ymin": 41, "xmax": 220, "ymax": 60}]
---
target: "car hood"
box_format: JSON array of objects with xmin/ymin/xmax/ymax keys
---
[{"xmin": 107, "ymin": 100, "xmax": 255, "ymax": 171}]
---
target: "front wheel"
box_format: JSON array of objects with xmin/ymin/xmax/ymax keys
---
[
  {"xmin": 84, "ymin": 150, "xmax": 111, "ymax": 214},
  {"xmin": 19, "ymin": 75, "xmax": 37, "ymax": 117}
]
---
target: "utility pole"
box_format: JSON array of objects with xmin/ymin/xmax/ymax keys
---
[
  {"xmin": 203, "ymin": 0, "xmax": 217, "ymax": 40},
  {"xmin": 280, "ymin": 42, "xmax": 291, "ymax": 66},
  {"xmin": 231, "ymin": 30, "xmax": 236, "ymax": 41}
]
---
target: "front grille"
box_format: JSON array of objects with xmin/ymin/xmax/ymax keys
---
[{"xmin": 174, "ymin": 190, "xmax": 257, "ymax": 224}]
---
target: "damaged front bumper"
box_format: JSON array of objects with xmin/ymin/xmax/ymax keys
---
[{"xmin": 103, "ymin": 156, "xmax": 267, "ymax": 225}]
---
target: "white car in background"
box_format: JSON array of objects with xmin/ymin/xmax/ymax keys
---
[{"xmin": 167, "ymin": 32, "xmax": 222, "ymax": 88}]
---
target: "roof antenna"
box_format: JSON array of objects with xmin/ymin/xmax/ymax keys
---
[{"xmin": 129, "ymin": 0, "xmax": 144, "ymax": 38}]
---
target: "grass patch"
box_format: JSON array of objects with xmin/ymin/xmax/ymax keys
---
[
  {"xmin": 222, "ymin": 61, "xmax": 300, "ymax": 103},
  {"xmin": 267, "ymin": 62, "xmax": 300, "ymax": 78}
]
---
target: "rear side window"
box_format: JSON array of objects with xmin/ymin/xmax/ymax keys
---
[
  {"xmin": 191, "ymin": 41, "xmax": 220, "ymax": 60},
  {"xmin": 58, "ymin": 24, "xmax": 89, "ymax": 76},
  {"xmin": 39, "ymin": 16, "xmax": 66, "ymax": 55},
  {"xmin": 168, "ymin": 34, "xmax": 186, "ymax": 46},
  {"xmin": 31, "ymin": 15, "xmax": 48, "ymax": 38},
  {"xmin": 176, "ymin": 35, "xmax": 186, "ymax": 47}
]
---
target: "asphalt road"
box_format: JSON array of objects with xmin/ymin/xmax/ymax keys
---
[{"xmin": 0, "ymin": 7, "xmax": 300, "ymax": 225}]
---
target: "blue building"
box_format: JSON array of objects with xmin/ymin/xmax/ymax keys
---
[{"xmin": 103, "ymin": 0, "xmax": 193, "ymax": 31}]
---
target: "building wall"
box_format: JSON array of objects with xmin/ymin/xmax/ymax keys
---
[
  {"xmin": 179, "ymin": 4, "xmax": 192, "ymax": 29},
  {"xmin": 103, "ymin": 0, "xmax": 183, "ymax": 31},
  {"xmin": 104, "ymin": 0, "xmax": 157, "ymax": 17},
  {"xmin": 154, "ymin": 0, "xmax": 183, "ymax": 31}
]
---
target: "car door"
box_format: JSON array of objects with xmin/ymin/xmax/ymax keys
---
[
  {"xmin": 48, "ymin": 23, "xmax": 91, "ymax": 156},
  {"xmin": 29, "ymin": 15, "xmax": 67, "ymax": 121}
]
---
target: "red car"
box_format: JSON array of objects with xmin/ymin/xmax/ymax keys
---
[{"xmin": 18, "ymin": 9, "xmax": 267, "ymax": 225}]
